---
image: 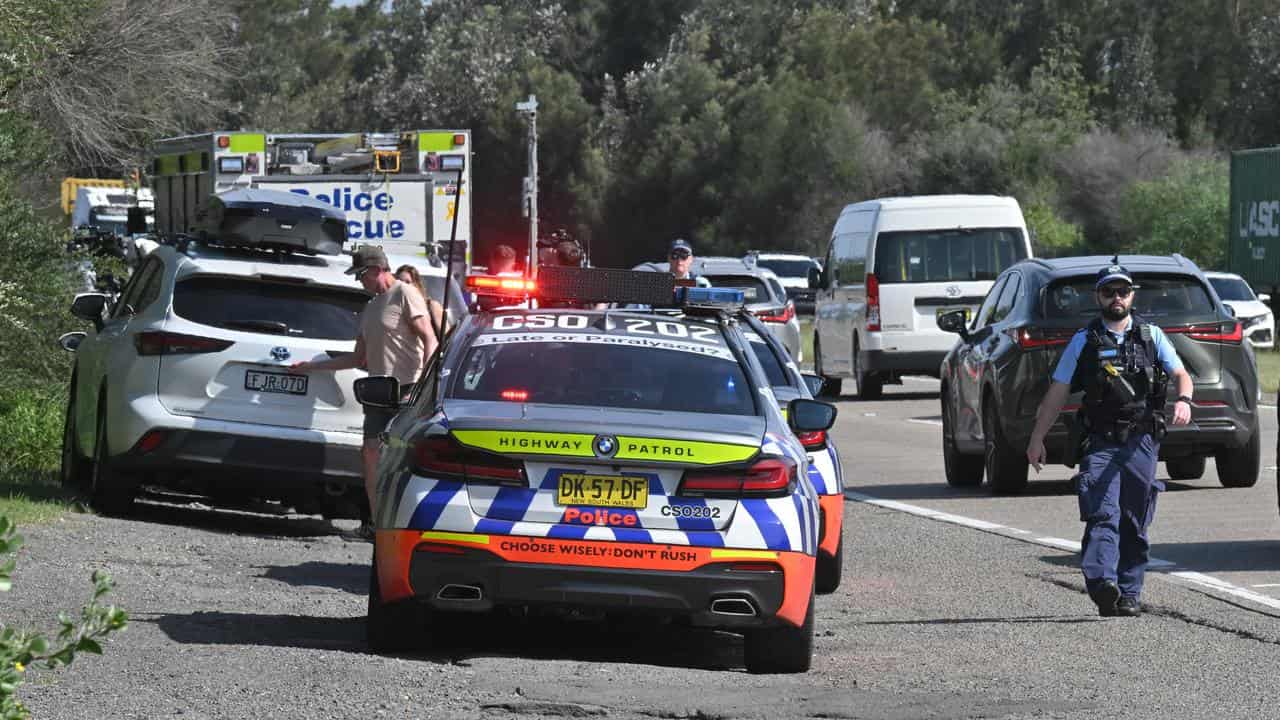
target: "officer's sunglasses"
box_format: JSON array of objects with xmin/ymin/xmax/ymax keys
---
[
  {"xmin": 355, "ymin": 266, "xmax": 375, "ymax": 281},
  {"xmin": 669, "ymin": 251, "xmax": 691, "ymax": 260},
  {"xmin": 1098, "ymin": 285, "xmax": 1133, "ymax": 299}
]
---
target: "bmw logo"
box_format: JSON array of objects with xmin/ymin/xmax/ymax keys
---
[
  {"xmin": 270, "ymin": 346, "xmax": 291, "ymax": 361},
  {"xmin": 593, "ymin": 434, "xmax": 617, "ymax": 458}
]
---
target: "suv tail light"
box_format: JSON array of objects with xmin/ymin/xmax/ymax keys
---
[
  {"xmin": 1164, "ymin": 321, "xmax": 1242, "ymax": 344},
  {"xmin": 678, "ymin": 457, "xmax": 796, "ymax": 498},
  {"xmin": 865, "ymin": 273, "xmax": 880, "ymax": 331},
  {"xmin": 756, "ymin": 302, "xmax": 796, "ymax": 324},
  {"xmin": 135, "ymin": 331, "xmax": 234, "ymax": 356},
  {"xmin": 795, "ymin": 430, "xmax": 827, "ymax": 451},
  {"xmin": 1007, "ymin": 326, "xmax": 1075, "ymax": 350},
  {"xmin": 412, "ymin": 435, "xmax": 526, "ymax": 486}
]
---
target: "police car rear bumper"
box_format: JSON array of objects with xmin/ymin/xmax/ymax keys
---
[{"xmin": 405, "ymin": 546, "xmax": 787, "ymax": 628}]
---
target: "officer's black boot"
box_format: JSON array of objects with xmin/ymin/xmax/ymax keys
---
[
  {"xmin": 1088, "ymin": 580, "xmax": 1120, "ymax": 617},
  {"xmin": 1116, "ymin": 596, "xmax": 1142, "ymax": 617}
]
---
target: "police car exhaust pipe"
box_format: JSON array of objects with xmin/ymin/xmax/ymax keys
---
[
  {"xmin": 710, "ymin": 597, "xmax": 757, "ymax": 617},
  {"xmin": 436, "ymin": 584, "xmax": 483, "ymax": 601}
]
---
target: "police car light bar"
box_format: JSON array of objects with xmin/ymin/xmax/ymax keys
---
[
  {"xmin": 466, "ymin": 275, "xmax": 536, "ymax": 296},
  {"xmin": 536, "ymin": 266, "xmax": 675, "ymax": 306},
  {"xmin": 676, "ymin": 286, "xmax": 746, "ymax": 307}
]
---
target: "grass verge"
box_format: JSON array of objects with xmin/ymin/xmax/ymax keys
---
[
  {"xmin": 1256, "ymin": 349, "xmax": 1280, "ymax": 396},
  {"xmin": 0, "ymin": 385, "xmax": 80, "ymax": 524}
]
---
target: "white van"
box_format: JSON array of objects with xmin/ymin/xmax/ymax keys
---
[{"xmin": 812, "ymin": 195, "xmax": 1032, "ymax": 398}]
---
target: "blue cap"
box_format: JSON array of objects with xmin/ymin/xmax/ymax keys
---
[
  {"xmin": 669, "ymin": 238, "xmax": 693, "ymax": 256},
  {"xmin": 1095, "ymin": 263, "xmax": 1134, "ymax": 289}
]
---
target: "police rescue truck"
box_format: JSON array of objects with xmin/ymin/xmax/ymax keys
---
[{"xmin": 146, "ymin": 130, "xmax": 472, "ymax": 265}]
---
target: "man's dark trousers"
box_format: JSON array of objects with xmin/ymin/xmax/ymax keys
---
[{"xmin": 1077, "ymin": 432, "xmax": 1162, "ymax": 599}]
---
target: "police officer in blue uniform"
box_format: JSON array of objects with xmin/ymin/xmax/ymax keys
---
[{"xmin": 1026, "ymin": 261, "xmax": 1194, "ymax": 617}]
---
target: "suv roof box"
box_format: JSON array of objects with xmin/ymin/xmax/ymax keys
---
[{"xmin": 201, "ymin": 188, "xmax": 346, "ymax": 256}]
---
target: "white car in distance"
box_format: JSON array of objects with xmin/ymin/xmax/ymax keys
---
[{"xmin": 1205, "ymin": 271, "xmax": 1273, "ymax": 349}]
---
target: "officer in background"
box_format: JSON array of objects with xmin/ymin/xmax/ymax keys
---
[
  {"xmin": 667, "ymin": 238, "xmax": 710, "ymax": 287},
  {"xmin": 1026, "ymin": 261, "xmax": 1193, "ymax": 617}
]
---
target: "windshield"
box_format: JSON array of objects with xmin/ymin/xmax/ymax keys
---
[
  {"xmin": 1209, "ymin": 276, "xmax": 1256, "ymax": 302},
  {"xmin": 705, "ymin": 274, "xmax": 772, "ymax": 303},
  {"xmin": 1044, "ymin": 275, "xmax": 1218, "ymax": 325},
  {"xmin": 450, "ymin": 337, "xmax": 755, "ymax": 415},
  {"xmin": 874, "ymin": 228, "xmax": 1027, "ymax": 284},
  {"xmin": 174, "ymin": 276, "xmax": 370, "ymax": 339},
  {"xmin": 756, "ymin": 259, "xmax": 814, "ymax": 278}
]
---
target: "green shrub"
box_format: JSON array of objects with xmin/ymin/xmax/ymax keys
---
[
  {"xmin": 0, "ymin": 516, "xmax": 127, "ymax": 720},
  {"xmin": 1024, "ymin": 201, "xmax": 1085, "ymax": 257},
  {"xmin": 0, "ymin": 387, "xmax": 65, "ymax": 486},
  {"xmin": 1119, "ymin": 156, "xmax": 1228, "ymax": 269}
]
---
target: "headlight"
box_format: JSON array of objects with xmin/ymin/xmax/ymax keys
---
[{"xmin": 1243, "ymin": 314, "xmax": 1268, "ymax": 330}]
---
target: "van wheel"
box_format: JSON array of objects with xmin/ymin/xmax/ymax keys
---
[
  {"xmin": 60, "ymin": 383, "xmax": 91, "ymax": 491},
  {"xmin": 853, "ymin": 340, "xmax": 883, "ymax": 400},
  {"xmin": 90, "ymin": 410, "xmax": 136, "ymax": 516},
  {"xmin": 1216, "ymin": 426, "xmax": 1260, "ymax": 488},
  {"xmin": 744, "ymin": 592, "xmax": 814, "ymax": 674},
  {"xmin": 983, "ymin": 399, "xmax": 1027, "ymax": 494},
  {"xmin": 943, "ymin": 392, "xmax": 983, "ymax": 487},
  {"xmin": 367, "ymin": 554, "xmax": 429, "ymax": 653},
  {"xmin": 1166, "ymin": 456, "xmax": 1206, "ymax": 481},
  {"xmin": 813, "ymin": 339, "xmax": 842, "ymax": 398},
  {"xmin": 815, "ymin": 537, "xmax": 843, "ymax": 594}
]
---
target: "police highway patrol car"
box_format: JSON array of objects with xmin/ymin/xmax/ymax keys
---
[{"xmin": 357, "ymin": 268, "xmax": 838, "ymax": 673}]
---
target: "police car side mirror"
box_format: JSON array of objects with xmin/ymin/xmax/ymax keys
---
[
  {"xmin": 354, "ymin": 376, "xmax": 401, "ymax": 409},
  {"xmin": 937, "ymin": 309, "xmax": 969, "ymax": 337},
  {"xmin": 800, "ymin": 373, "xmax": 825, "ymax": 397},
  {"xmin": 788, "ymin": 398, "xmax": 838, "ymax": 433},
  {"xmin": 70, "ymin": 293, "xmax": 109, "ymax": 330}
]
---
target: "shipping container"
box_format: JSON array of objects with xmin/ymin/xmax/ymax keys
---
[{"xmin": 1227, "ymin": 147, "xmax": 1280, "ymax": 295}]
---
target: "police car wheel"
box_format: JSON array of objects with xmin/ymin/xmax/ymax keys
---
[
  {"xmin": 744, "ymin": 591, "xmax": 814, "ymax": 674},
  {"xmin": 816, "ymin": 537, "xmax": 843, "ymax": 594},
  {"xmin": 60, "ymin": 381, "xmax": 91, "ymax": 491},
  {"xmin": 366, "ymin": 556, "xmax": 429, "ymax": 653},
  {"xmin": 942, "ymin": 391, "xmax": 983, "ymax": 487},
  {"xmin": 89, "ymin": 408, "xmax": 135, "ymax": 516},
  {"xmin": 1216, "ymin": 427, "xmax": 1260, "ymax": 488},
  {"xmin": 983, "ymin": 398, "xmax": 1028, "ymax": 494},
  {"xmin": 1165, "ymin": 456, "xmax": 1206, "ymax": 481}
]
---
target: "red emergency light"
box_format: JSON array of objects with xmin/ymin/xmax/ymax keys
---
[
  {"xmin": 217, "ymin": 135, "xmax": 230, "ymax": 149},
  {"xmin": 466, "ymin": 275, "xmax": 536, "ymax": 295}
]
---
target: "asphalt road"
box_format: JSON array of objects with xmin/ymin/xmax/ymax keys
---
[{"xmin": 3, "ymin": 383, "xmax": 1280, "ymax": 719}]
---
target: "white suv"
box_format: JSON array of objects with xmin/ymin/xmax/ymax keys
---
[{"xmin": 59, "ymin": 240, "xmax": 461, "ymax": 516}]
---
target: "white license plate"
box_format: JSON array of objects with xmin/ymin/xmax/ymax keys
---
[{"xmin": 245, "ymin": 369, "xmax": 308, "ymax": 396}]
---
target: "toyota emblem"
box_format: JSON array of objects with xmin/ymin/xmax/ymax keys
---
[
  {"xmin": 270, "ymin": 346, "xmax": 291, "ymax": 361},
  {"xmin": 945, "ymin": 285, "xmax": 962, "ymax": 298},
  {"xmin": 593, "ymin": 434, "xmax": 618, "ymax": 458}
]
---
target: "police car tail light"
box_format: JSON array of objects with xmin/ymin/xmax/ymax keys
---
[
  {"xmin": 1166, "ymin": 321, "xmax": 1243, "ymax": 344},
  {"xmin": 756, "ymin": 301, "xmax": 796, "ymax": 323},
  {"xmin": 466, "ymin": 275, "xmax": 536, "ymax": 297},
  {"xmin": 865, "ymin": 273, "xmax": 881, "ymax": 331},
  {"xmin": 795, "ymin": 430, "xmax": 827, "ymax": 451},
  {"xmin": 679, "ymin": 457, "xmax": 795, "ymax": 498},
  {"xmin": 1009, "ymin": 326, "xmax": 1074, "ymax": 350},
  {"xmin": 412, "ymin": 435, "xmax": 526, "ymax": 486},
  {"xmin": 134, "ymin": 331, "xmax": 235, "ymax": 356}
]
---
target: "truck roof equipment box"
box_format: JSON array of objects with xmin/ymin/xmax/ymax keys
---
[{"xmin": 201, "ymin": 188, "xmax": 346, "ymax": 256}]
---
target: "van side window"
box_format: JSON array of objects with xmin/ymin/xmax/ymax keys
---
[
  {"xmin": 972, "ymin": 275, "xmax": 1009, "ymax": 329},
  {"xmin": 831, "ymin": 231, "xmax": 868, "ymax": 286},
  {"xmin": 989, "ymin": 273, "xmax": 1022, "ymax": 325}
]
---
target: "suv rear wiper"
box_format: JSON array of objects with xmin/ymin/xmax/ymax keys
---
[{"xmin": 223, "ymin": 319, "xmax": 290, "ymax": 335}]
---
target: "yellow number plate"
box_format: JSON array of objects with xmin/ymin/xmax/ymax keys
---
[{"xmin": 556, "ymin": 474, "xmax": 649, "ymax": 509}]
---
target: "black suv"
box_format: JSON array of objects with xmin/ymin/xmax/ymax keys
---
[{"xmin": 938, "ymin": 254, "xmax": 1260, "ymax": 493}]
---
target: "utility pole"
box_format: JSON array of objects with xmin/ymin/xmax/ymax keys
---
[{"xmin": 516, "ymin": 95, "xmax": 539, "ymax": 281}]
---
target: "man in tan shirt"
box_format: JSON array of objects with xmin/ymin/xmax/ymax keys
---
[{"xmin": 291, "ymin": 245, "xmax": 441, "ymax": 539}]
